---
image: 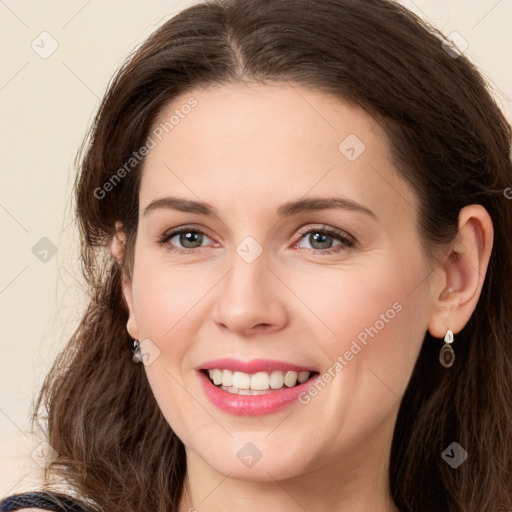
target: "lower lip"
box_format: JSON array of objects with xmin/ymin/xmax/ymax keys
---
[{"xmin": 198, "ymin": 370, "xmax": 319, "ymax": 416}]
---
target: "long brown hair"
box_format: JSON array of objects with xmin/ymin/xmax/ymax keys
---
[{"xmin": 32, "ymin": 1, "xmax": 512, "ymax": 511}]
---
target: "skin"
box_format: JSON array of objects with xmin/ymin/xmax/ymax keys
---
[{"xmin": 111, "ymin": 82, "xmax": 493, "ymax": 512}]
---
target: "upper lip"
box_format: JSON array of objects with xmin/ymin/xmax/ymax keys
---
[{"xmin": 198, "ymin": 358, "xmax": 317, "ymax": 373}]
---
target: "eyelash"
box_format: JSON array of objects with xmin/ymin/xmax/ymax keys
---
[{"xmin": 157, "ymin": 225, "xmax": 356, "ymax": 256}]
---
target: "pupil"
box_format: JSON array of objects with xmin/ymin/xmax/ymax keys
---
[
  {"xmin": 180, "ymin": 231, "xmax": 202, "ymax": 248},
  {"xmin": 311, "ymin": 232, "xmax": 332, "ymax": 249}
]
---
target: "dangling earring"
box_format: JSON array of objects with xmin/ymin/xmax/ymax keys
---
[
  {"xmin": 439, "ymin": 329, "xmax": 455, "ymax": 368},
  {"xmin": 132, "ymin": 339, "xmax": 143, "ymax": 363}
]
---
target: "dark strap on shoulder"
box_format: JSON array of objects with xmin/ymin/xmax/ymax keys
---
[{"xmin": 0, "ymin": 491, "xmax": 92, "ymax": 512}]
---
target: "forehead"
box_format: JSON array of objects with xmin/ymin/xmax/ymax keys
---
[{"xmin": 139, "ymin": 81, "xmax": 416, "ymax": 221}]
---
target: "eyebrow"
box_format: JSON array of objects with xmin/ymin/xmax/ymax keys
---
[{"xmin": 142, "ymin": 195, "xmax": 377, "ymax": 220}]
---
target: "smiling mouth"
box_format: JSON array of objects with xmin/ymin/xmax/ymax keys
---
[{"xmin": 202, "ymin": 368, "xmax": 319, "ymax": 395}]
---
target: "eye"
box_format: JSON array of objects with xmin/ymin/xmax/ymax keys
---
[
  {"xmin": 158, "ymin": 224, "xmax": 356, "ymax": 256},
  {"xmin": 158, "ymin": 227, "xmax": 214, "ymax": 254},
  {"xmin": 294, "ymin": 225, "xmax": 356, "ymax": 254}
]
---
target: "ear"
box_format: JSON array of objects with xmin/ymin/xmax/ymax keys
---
[
  {"xmin": 427, "ymin": 204, "xmax": 493, "ymax": 338},
  {"xmin": 111, "ymin": 221, "xmax": 140, "ymax": 340}
]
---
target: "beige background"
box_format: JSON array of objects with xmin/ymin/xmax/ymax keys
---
[{"xmin": 1, "ymin": 0, "xmax": 511, "ymax": 499}]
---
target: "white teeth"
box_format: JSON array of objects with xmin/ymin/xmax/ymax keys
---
[
  {"xmin": 209, "ymin": 369, "xmax": 222, "ymax": 385},
  {"xmin": 250, "ymin": 372, "xmax": 270, "ymax": 390},
  {"xmin": 232, "ymin": 371, "xmax": 251, "ymax": 390},
  {"xmin": 207, "ymin": 369, "xmax": 312, "ymax": 392},
  {"xmin": 269, "ymin": 371, "xmax": 284, "ymax": 389},
  {"xmin": 221, "ymin": 369, "xmax": 233, "ymax": 387},
  {"xmin": 298, "ymin": 371, "xmax": 310, "ymax": 383},
  {"xmin": 284, "ymin": 371, "xmax": 298, "ymax": 387},
  {"xmin": 219, "ymin": 385, "xmax": 272, "ymax": 395}
]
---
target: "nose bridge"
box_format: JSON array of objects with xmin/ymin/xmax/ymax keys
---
[
  {"xmin": 229, "ymin": 239, "xmax": 267, "ymax": 294},
  {"xmin": 212, "ymin": 236, "xmax": 288, "ymax": 334}
]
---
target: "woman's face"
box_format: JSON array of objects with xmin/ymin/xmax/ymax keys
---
[{"xmin": 121, "ymin": 82, "xmax": 440, "ymax": 483}]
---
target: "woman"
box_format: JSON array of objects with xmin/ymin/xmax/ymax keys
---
[{"xmin": 2, "ymin": 0, "xmax": 511, "ymax": 511}]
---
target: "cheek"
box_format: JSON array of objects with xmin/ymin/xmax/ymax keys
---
[
  {"xmin": 285, "ymin": 262, "xmax": 428, "ymax": 457},
  {"xmin": 130, "ymin": 261, "xmax": 223, "ymax": 428},
  {"xmin": 132, "ymin": 262, "xmax": 205, "ymax": 440},
  {"xmin": 294, "ymin": 255, "xmax": 429, "ymax": 389},
  {"xmin": 131, "ymin": 261, "xmax": 214, "ymax": 341}
]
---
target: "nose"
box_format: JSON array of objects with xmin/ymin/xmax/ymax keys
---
[{"xmin": 212, "ymin": 248, "xmax": 289, "ymax": 336}]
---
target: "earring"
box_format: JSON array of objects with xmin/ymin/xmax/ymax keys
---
[
  {"xmin": 439, "ymin": 329, "xmax": 455, "ymax": 368},
  {"xmin": 132, "ymin": 339, "xmax": 143, "ymax": 363}
]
